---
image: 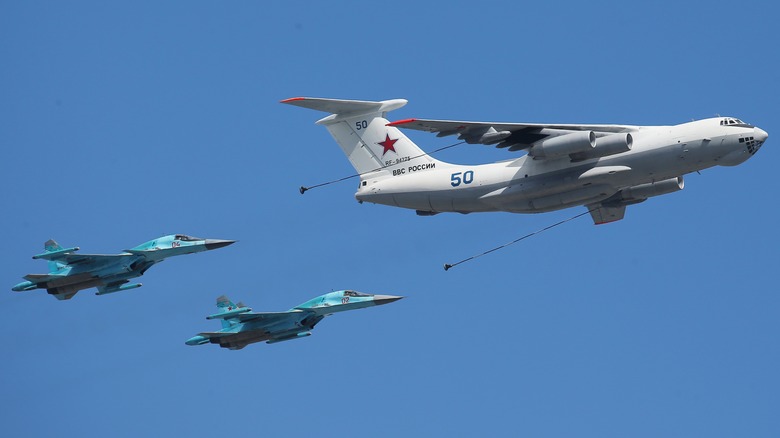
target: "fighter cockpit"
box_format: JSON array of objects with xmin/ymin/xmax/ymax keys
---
[
  {"xmin": 174, "ymin": 234, "xmax": 203, "ymax": 242},
  {"xmin": 343, "ymin": 290, "xmax": 371, "ymax": 297}
]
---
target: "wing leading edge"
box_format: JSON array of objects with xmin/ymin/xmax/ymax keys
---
[{"xmin": 388, "ymin": 118, "xmax": 637, "ymax": 154}]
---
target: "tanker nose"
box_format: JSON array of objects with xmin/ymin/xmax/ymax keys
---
[
  {"xmin": 204, "ymin": 239, "xmax": 236, "ymax": 250},
  {"xmin": 754, "ymin": 127, "xmax": 768, "ymax": 143}
]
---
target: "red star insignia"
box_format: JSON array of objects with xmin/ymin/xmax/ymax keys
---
[{"xmin": 377, "ymin": 134, "xmax": 398, "ymax": 156}]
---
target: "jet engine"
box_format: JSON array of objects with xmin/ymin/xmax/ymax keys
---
[
  {"xmin": 571, "ymin": 133, "xmax": 633, "ymax": 161},
  {"xmin": 529, "ymin": 131, "xmax": 595, "ymax": 159},
  {"xmin": 619, "ymin": 177, "xmax": 684, "ymax": 203}
]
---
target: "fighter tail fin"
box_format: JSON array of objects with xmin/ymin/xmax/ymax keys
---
[
  {"xmin": 215, "ymin": 295, "xmax": 242, "ymax": 329},
  {"xmin": 281, "ymin": 97, "xmax": 445, "ymax": 175},
  {"xmin": 44, "ymin": 239, "xmax": 66, "ymax": 273}
]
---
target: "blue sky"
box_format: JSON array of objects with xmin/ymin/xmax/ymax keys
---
[{"xmin": 1, "ymin": 1, "xmax": 778, "ymax": 436}]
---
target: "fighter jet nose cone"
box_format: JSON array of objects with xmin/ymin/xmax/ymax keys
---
[
  {"xmin": 204, "ymin": 239, "xmax": 237, "ymax": 250},
  {"xmin": 373, "ymin": 295, "xmax": 404, "ymax": 305}
]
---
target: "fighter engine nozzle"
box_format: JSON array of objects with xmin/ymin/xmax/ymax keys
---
[{"xmin": 204, "ymin": 239, "xmax": 237, "ymax": 251}]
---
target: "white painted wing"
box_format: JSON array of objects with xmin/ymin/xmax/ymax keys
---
[
  {"xmin": 388, "ymin": 118, "xmax": 635, "ymax": 135},
  {"xmin": 387, "ymin": 118, "xmax": 637, "ymax": 152}
]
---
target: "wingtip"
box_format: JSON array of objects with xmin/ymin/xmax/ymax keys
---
[
  {"xmin": 280, "ymin": 97, "xmax": 306, "ymax": 104},
  {"xmin": 386, "ymin": 118, "xmax": 417, "ymax": 127}
]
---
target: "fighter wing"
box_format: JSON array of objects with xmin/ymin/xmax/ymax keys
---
[
  {"xmin": 54, "ymin": 253, "xmax": 134, "ymax": 267},
  {"xmin": 23, "ymin": 273, "xmax": 65, "ymax": 283},
  {"xmin": 388, "ymin": 118, "xmax": 636, "ymax": 155},
  {"xmin": 31, "ymin": 240, "xmax": 134, "ymax": 267},
  {"xmin": 234, "ymin": 310, "xmax": 304, "ymax": 324}
]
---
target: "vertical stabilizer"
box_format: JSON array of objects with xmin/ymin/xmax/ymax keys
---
[
  {"xmin": 216, "ymin": 295, "xmax": 240, "ymax": 329},
  {"xmin": 43, "ymin": 239, "xmax": 66, "ymax": 273},
  {"xmin": 281, "ymin": 97, "xmax": 442, "ymax": 175}
]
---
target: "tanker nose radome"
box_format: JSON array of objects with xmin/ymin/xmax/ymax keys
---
[
  {"xmin": 754, "ymin": 127, "xmax": 768, "ymax": 143},
  {"xmin": 204, "ymin": 239, "xmax": 236, "ymax": 250}
]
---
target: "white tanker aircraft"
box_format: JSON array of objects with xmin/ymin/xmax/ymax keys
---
[{"xmin": 282, "ymin": 97, "xmax": 767, "ymax": 224}]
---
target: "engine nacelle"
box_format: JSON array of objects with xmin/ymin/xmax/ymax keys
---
[
  {"xmin": 530, "ymin": 131, "xmax": 595, "ymax": 159},
  {"xmin": 571, "ymin": 133, "xmax": 633, "ymax": 161},
  {"xmin": 622, "ymin": 176, "xmax": 684, "ymax": 201}
]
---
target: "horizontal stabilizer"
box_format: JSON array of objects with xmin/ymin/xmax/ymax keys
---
[
  {"xmin": 23, "ymin": 273, "xmax": 64, "ymax": 283},
  {"xmin": 281, "ymin": 97, "xmax": 407, "ymax": 118},
  {"xmin": 33, "ymin": 246, "xmax": 80, "ymax": 260},
  {"xmin": 206, "ymin": 307, "xmax": 253, "ymax": 320}
]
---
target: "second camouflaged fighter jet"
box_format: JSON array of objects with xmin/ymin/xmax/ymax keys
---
[
  {"xmin": 186, "ymin": 291, "xmax": 403, "ymax": 349},
  {"xmin": 12, "ymin": 234, "xmax": 235, "ymax": 300}
]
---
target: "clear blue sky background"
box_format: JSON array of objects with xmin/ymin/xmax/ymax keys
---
[{"xmin": 2, "ymin": 1, "xmax": 777, "ymax": 437}]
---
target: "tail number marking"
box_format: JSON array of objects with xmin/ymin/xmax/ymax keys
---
[
  {"xmin": 450, "ymin": 170, "xmax": 474, "ymax": 187},
  {"xmin": 355, "ymin": 120, "xmax": 368, "ymax": 130}
]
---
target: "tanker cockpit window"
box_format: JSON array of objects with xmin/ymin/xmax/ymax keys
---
[{"xmin": 720, "ymin": 118, "xmax": 745, "ymax": 126}]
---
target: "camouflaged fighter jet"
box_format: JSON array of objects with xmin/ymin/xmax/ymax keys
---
[
  {"xmin": 283, "ymin": 97, "xmax": 768, "ymax": 224},
  {"xmin": 186, "ymin": 291, "xmax": 403, "ymax": 350},
  {"xmin": 12, "ymin": 235, "xmax": 235, "ymax": 300}
]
